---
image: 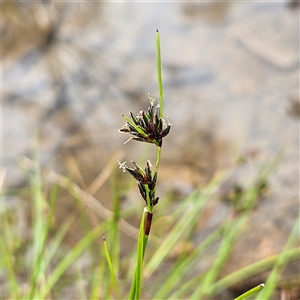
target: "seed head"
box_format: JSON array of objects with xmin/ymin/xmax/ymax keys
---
[
  {"xmin": 119, "ymin": 97, "xmax": 171, "ymax": 147},
  {"xmin": 119, "ymin": 160, "xmax": 159, "ymax": 207}
]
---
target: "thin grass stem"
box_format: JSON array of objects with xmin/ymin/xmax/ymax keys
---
[
  {"xmin": 234, "ymin": 283, "xmax": 265, "ymax": 300},
  {"xmin": 191, "ymin": 217, "xmax": 246, "ymax": 299},
  {"xmin": 155, "ymin": 146, "xmax": 161, "ymax": 173},
  {"xmin": 103, "ymin": 237, "xmax": 120, "ymax": 299},
  {"xmin": 211, "ymin": 248, "xmax": 300, "ymax": 294},
  {"xmin": 28, "ymin": 184, "xmax": 58, "ymax": 299},
  {"xmin": 128, "ymin": 208, "xmax": 147, "ymax": 300},
  {"xmin": 153, "ymin": 223, "xmax": 226, "ymax": 299}
]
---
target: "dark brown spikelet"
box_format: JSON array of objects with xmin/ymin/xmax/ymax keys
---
[
  {"xmin": 121, "ymin": 160, "xmax": 159, "ymax": 207},
  {"xmin": 119, "ymin": 97, "xmax": 171, "ymax": 146}
]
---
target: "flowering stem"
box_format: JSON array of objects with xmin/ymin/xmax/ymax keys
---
[
  {"xmin": 139, "ymin": 29, "xmax": 164, "ymax": 271},
  {"xmin": 126, "ymin": 30, "xmax": 167, "ymax": 300}
]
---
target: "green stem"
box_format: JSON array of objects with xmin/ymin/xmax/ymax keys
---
[
  {"xmin": 155, "ymin": 146, "xmax": 162, "ymax": 174},
  {"xmin": 128, "ymin": 208, "xmax": 147, "ymax": 300},
  {"xmin": 156, "ymin": 29, "xmax": 163, "ymax": 118},
  {"xmin": 234, "ymin": 283, "xmax": 265, "ymax": 300}
]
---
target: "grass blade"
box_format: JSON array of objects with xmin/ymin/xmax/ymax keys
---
[
  {"xmin": 28, "ymin": 184, "xmax": 58, "ymax": 299},
  {"xmin": 234, "ymin": 283, "xmax": 265, "ymax": 300},
  {"xmin": 255, "ymin": 215, "xmax": 300, "ymax": 299},
  {"xmin": 103, "ymin": 236, "xmax": 120, "ymax": 299},
  {"xmin": 153, "ymin": 224, "xmax": 225, "ymax": 299},
  {"xmin": 39, "ymin": 222, "xmax": 106, "ymax": 299},
  {"xmin": 1, "ymin": 235, "xmax": 20, "ymax": 299},
  {"xmin": 211, "ymin": 248, "xmax": 300, "ymax": 294},
  {"xmin": 28, "ymin": 147, "xmax": 48, "ymax": 299},
  {"xmin": 128, "ymin": 208, "xmax": 147, "ymax": 300},
  {"xmin": 191, "ymin": 217, "xmax": 246, "ymax": 299}
]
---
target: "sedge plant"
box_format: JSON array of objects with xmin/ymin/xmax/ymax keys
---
[
  {"xmin": 3, "ymin": 31, "xmax": 299, "ymax": 300},
  {"xmin": 117, "ymin": 29, "xmax": 171, "ymax": 300}
]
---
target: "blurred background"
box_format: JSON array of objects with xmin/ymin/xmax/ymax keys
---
[{"xmin": 2, "ymin": 0, "xmax": 299, "ymax": 299}]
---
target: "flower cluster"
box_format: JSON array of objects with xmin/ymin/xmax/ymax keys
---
[
  {"xmin": 119, "ymin": 97, "xmax": 171, "ymax": 147},
  {"xmin": 118, "ymin": 160, "xmax": 159, "ymax": 207}
]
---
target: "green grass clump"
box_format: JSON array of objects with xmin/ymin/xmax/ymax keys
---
[{"xmin": 2, "ymin": 150, "xmax": 299, "ymax": 299}]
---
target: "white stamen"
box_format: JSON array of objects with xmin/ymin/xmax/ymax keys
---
[{"xmin": 117, "ymin": 160, "xmax": 127, "ymax": 172}]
